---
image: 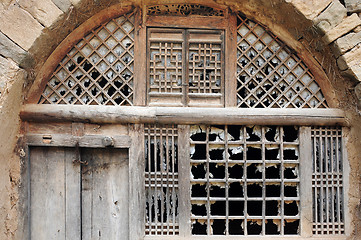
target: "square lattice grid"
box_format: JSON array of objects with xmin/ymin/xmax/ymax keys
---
[
  {"xmin": 39, "ymin": 12, "xmax": 135, "ymax": 105},
  {"xmin": 145, "ymin": 125, "xmax": 179, "ymax": 235},
  {"xmin": 312, "ymin": 127, "xmax": 344, "ymax": 235},
  {"xmin": 190, "ymin": 125, "xmax": 300, "ymax": 236},
  {"xmin": 236, "ymin": 14, "xmax": 327, "ymax": 108},
  {"xmin": 147, "ymin": 29, "xmax": 224, "ymax": 106},
  {"xmin": 189, "ymin": 42, "xmax": 222, "ymax": 94}
]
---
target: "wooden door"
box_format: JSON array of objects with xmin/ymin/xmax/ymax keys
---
[
  {"xmin": 29, "ymin": 147, "xmax": 129, "ymax": 240},
  {"xmin": 81, "ymin": 148, "xmax": 129, "ymax": 239}
]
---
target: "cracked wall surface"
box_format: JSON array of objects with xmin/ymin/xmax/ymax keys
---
[{"xmin": 0, "ymin": 0, "xmax": 361, "ymax": 239}]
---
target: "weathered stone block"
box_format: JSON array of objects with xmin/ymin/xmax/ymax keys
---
[
  {"xmin": 0, "ymin": 0, "xmax": 13, "ymax": 8},
  {"xmin": 323, "ymin": 13, "xmax": 361, "ymax": 43},
  {"xmin": 332, "ymin": 31, "xmax": 361, "ymax": 57},
  {"xmin": 345, "ymin": 0, "xmax": 361, "ymax": 13},
  {"xmin": 348, "ymin": 63, "xmax": 361, "ymax": 81},
  {"xmin": 0, "ymin": 5, "xmax": 43, "ymax": 51},
  {"xmin": 70, "ymin": 0, "xmax": 81, "ymax": 5},
  {"xmin": 354, "ymin": 25, "xmax": 361, "ymax": 33},
  {"xmin": 0, "ymin": 56, "xmax": 20, "ymax": 100},
  {"xmin": 314, "ymin": 0, "xmax": 347, "ymax": 33},
  {"xmin": 18, "ymin": 0, "xmax": 63, "ymax": 28},
  {"xmin": 52, "ymin": 0, "xmax": 71, "ymax": 12},
  {"xmin": 0, "ymin": 32, "xmax": 34, "ymax": 68},
  {"xmin": 285, "ymin": 0, "xmax": 332, "ymax": 20},
  {"xmin": 337, "ymin": 44, "xmax": 361, "ymax": 81}
]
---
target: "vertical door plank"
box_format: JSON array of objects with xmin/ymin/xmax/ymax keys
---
[
  {"xmin": 30, "ymin": 147, "xmax": 80, "ymax": 240},
  {"xmin": 81, "ymin": 148, "xmax": 129, "ymax": 239},
  {"xmin": 65, "ymin": 149, "xmax": 81, "ymax": 240}
]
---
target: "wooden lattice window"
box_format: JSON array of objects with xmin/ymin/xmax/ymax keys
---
[
  {"xmin": 147, "ymin": 29, "xmax": 224, "ymax": 107},
  {"xmin": 236, "ymin": 14, "xmax": 328, "ymax": 108},
  {"xmin": 312, "ymin": 127, "xmax": 345, "ymax": 235},
  {"xmin": 145, "ymin": 125, "xmax": 179, "ymax": 235},
  {"xmin": 190, "ymin": 125, "xmax": 300, "ymax": 236},
  {"xmin": 39, "ymin": 12, "xmax": 135, "ymax": 105}
]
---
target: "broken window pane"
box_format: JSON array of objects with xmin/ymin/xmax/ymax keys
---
[
  {"xmin": 312, "ymin": 127, "xmax": 344, "ymax": 235},
  {"xmin": 190, "ymin": 125, "xmax": 300, "ymax": 235},
  {"xmin": 145, "ymin": 125, "xmax": 179, "ymax": 235}
]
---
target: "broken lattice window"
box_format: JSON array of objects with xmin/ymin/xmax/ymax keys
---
[
  {"xmin": 312, "ymin": 127, "xmax": 345, "ymax": 235},
  {"xmin": 236, "ymin": 14, "xmax": 328, "ymax": 108},
  {"xmin": 145, "ymin": 125, "xmax": 179, "ymax": 235},
  {"xmin": 39, "ymin": 12, "xmax": 135, "ymax": 105},
  {"xmin": 190, "ymin": 125, "xmax": 300, "ymax": 235}
]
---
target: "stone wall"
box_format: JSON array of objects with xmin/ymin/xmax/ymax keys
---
[{"xmin": 0, "ymin": 0, "xmax": 360, "ymax": 239}]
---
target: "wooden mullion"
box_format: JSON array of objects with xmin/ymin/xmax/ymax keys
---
[
  {"xmin": 299, "ymin": 126, "xmax": 313, "ymax": 237},
  {"xmin": 129, "ymin": 124, "xmax": 145, "ymax": 240},
  {"xmin": 184, "ymin": 30, "xmax": 190, "ymax": 106},
  {"xmin": 226, "ymin": 13, "xmax": 241, "ymax": 107},
  {"xmin": 178, "ymin": 125, "xmax": 191, "ymax": 237},
  {"xmin": 342, "ymin": 127, "xmax": 350, "ymax": 236}
]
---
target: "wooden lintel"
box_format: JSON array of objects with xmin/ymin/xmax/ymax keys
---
[
  {"xmin": 25, "ymin": 134, "xmax": 131, "ymax": 148},
  {"xmin": 20, "ymin": 104, "xmax": 347, "ymax": 126}
]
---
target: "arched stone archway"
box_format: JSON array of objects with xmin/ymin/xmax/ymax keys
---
[{"xmin": 0, "ymin": 1, "xmax": 361, "ymax": 239}]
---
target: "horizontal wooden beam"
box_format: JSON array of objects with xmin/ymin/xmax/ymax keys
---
[
  {"xmin": 20, "ymin": 104, "xmax": 347, "ymax": 126},
  {"xmin": 25, "ymin": 134, "xmax": 131, "ymax": 148}
]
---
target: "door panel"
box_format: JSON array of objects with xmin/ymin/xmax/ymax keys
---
[
  {"xmin": 81, "ymin": 148, "xmax": 129, "ymax": 240},
  {"xmin": 29, "ymin": 147, "xmax": 129, "ymax": 240},
  {"xmin": 30, "ymin": 147, "xmax": 81, "ymax": 240}
]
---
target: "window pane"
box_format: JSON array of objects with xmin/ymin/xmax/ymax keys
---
[{"xmin": 190, "ymin": 125, "xmax": 300, "ymax": 236}]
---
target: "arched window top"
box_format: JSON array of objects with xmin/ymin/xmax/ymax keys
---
[
  {"xmin": 36, "ymin": 5, "xmax": 331, "ymax": 109},
  {"xmin": 39, "ymin": 12, "xmax": 135, "ymax": 105},
  {"xmin": 236, "ymin": 14, "xmax": 327, "ymax": 108}
]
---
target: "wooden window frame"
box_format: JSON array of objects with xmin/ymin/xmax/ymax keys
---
[
  {"xmin": 134, "ymin": 11, "xmax": 237, "ymax": 107},
  {"xmin": 146, "ymin": 28, "xmax": 225, "ymax": 107}
]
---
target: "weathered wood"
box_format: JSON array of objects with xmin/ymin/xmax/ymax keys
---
[
  {"xmin": 81, "ymin": 148, "xmax": 129, "ymax": 239},
  {"xmin": 21, "ymin": 104, "xmax": 347, "ymax": 126},
  {"xmin": 178, "ymin": 125, "xmax": 191, "ymax": 237},
  {"xmin": 25, "ymin": 134, "xmax": 131, "ymax": 148},
  {"xmin": 299, "ymin": 127, "xmax": 313, "ymax": 237},
  {"xmin": 30, "ymin": 147, "xmax": 81, "ymax": 240},
  {"xmin": 129, "ymin": 124, "xmax": 145, "ymax": 240},
  {"xmin": 72, "ymin": 122, "xmax": 84, "ymax": 137},
  {"xmin": 145, "ymin": 15, "xmax": 228, "ymax": 29},
  {"xmin": 225, "ymin": 13, "xmax": 237, "ymax": 107},
  {"xmin": 27, "ymin": 122, "xmax": 72, "ymax": 134},
  {"xmin": 342, "ymin": 127, "xmax": 351, "ymax": 237},
  {"xmin": 134, "ymin": 8, "xmax": 147, "ymax": 106}
]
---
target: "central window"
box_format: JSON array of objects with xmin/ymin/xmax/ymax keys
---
[{"xmin": 147, "ymin": 28, "xmax": 224, "ymax": 107}]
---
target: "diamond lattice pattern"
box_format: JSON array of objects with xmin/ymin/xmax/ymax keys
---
[
  {"xmin": 237, "ymin": 15, "xmax": 328, "ymax": 108},
  {"xmin": 39, "ymin": 12, "xmax": 135, "ymax": 105}
]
